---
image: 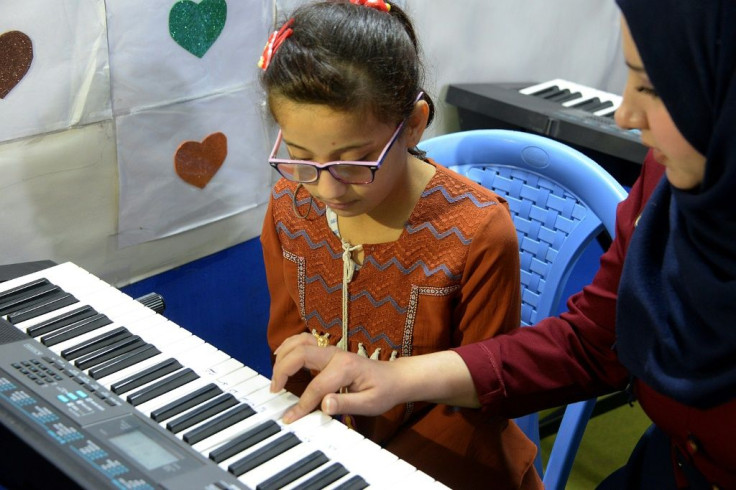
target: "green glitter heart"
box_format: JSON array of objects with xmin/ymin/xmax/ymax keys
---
[{"xmin": 169, "ymin": 0, "xmax": 227, "ymax": 58}]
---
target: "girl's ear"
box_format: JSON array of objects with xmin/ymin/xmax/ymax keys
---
[{"xmin": 404, "ymin": 100, "xmax": 430, "ymax": 147}]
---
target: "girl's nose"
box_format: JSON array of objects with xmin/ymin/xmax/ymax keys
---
[{"xmin": 314, "ymin": 169, "xmax": 348, "ymax": 200}]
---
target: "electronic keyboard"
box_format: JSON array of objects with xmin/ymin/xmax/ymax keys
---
[
  {"xmin": 0, "ymin": 262, "xmax": 447, "ymax": 489},
  {"xmin": 446, "ymin": 79, "xmax": 649, "ymax": 186}
]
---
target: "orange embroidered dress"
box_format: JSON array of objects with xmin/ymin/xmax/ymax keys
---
[{"xmin": 261, "ymin": 161, "xmax": 540, "ymax": 489}]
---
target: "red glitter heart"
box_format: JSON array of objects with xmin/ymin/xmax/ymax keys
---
[
  {"xmin": 0, "ymin": 31, "xmax": 33, "ymax": 99},
  {"xmin": 174, "ymin": 132, "xmax": 228, "ymax": 189}
]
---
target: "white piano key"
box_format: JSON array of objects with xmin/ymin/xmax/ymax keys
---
[
  {"xmin": 284, "ymin": 410, "xmax": 334, "ymax": 436},
  {"xmin": 237, "ymin": 439, "xmax": 326, "ymax": 489},
  {"xmin": 224, "ymin": 373, "xmax": 270, "ymax": 399},
  {"xmin": 114, "ymin": 316, "xmax": 185, "ymax": 345},
  {"xmin": 520, "ymin": 78, "xmax": 622, "ymax": 117},
  {"xmin": 200, "ymin": 357, "xmax": 244, "ymax": 379},
  {"xmin": 241, "ymin": 384, "xmax": 286, "ymax": 408},
  {"xmin": 218, "ymin": 365, "xmax": 261, "ymax": 390},
  {"xmin": 180, "ymin": 344, "xmax": 230, "ymax": 371},
  {"xmin": 249, "ymin": 389, "xmax": 299, "ymax": 418}
]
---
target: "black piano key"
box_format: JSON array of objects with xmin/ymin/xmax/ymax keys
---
[
  {"xmin": 333, "ymin": 475, "xmax": 369, "ymax": 490},
  {"xmin": 74, "ymin": 335, "xmax": 146, "ymax": 370},
  {"xmin": 257, "ymin": 450, "xmax": 330, "ymax": 490},
  {"xmin": 87, "ymin": 344, "xmax": 160, "ymax": 380},
  {"xmin": 528, "ymin": 85, "xmax": 560, "ymax": 98},
  {"xmin": 0, "ymin": 278, "xmax": 50, "ymax": 304},
  {"xmin": 151, "ymin": 383, "xmax": 223, "ymax": 422},
  {"xmin": 183, "ymin": 403, "xmax": 256, "ymax": 445},
  {"xmin": 26, "ymin": 305, "xmax": 97, "ymax": 337},
  {"xmin": 40, "ymin": 313, "xmax": 112, "ymax": 346},
  {"xmin": 227, "ymin": 432, "xmax": 301, "ymax": 477},
  {"xmin": 111, "ymin": 358, "xmax": 182, "ymax": 395},
  {"xmin": 166, "ymin": 393, "xmax": 239, "ymax": 434},
  {"xmin": 554, "ymin": 91, "xmax": 583, "ymax": 104},
  {"xmin": 7, "ymin": 293, "xmax": 78, "ymax": 324},
  {"xmin": 578, "ymin": 99, "xmax": 611, "ymax": 113},
  {"xmin": 60, "ymin": 326, "xmax": 131, "ymax": 360},
  {"xmin": 209, "ymin": 420, "xmax": 281, "ymax": 464},
  {"xmin": 569, "ymin": 97, "xmax": 602, "ymax": 111},
  {"xmin": 545, "ymin": 89, "xmax": 571, "ymax": 102},
  {"xmin": 0, "ymin": 283, "xmax": 63, "ymax": 316},
  {"xmin": 591, "ymin": 100, "xmax": 614, "ymax": 112},
  {"xmin": 291, "ymin": 462, "xmax": 350, "ymax": 490},
  {"xmin": 127, "ymin": 368, "xmax": 199, "ymax": 406}
]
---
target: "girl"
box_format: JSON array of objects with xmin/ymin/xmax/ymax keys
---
[
  {"xmin": 259, "ymin": 1, "xmax": 540, "ymax": 488},
  {"xmin": 272, "ymin": 0, "xmax": 736, "ymax": 487}
]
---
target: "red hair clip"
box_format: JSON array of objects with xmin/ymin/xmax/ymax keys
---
[
  {"xmin": 350, "ymin": 0, "xmax": 391, "ymax": 13},
  {"xmin": 258, "ymin": 18, "xmax": 295, "ymax": 71}
]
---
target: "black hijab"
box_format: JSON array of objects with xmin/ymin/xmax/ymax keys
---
[{"xmin": 615, "ymin": 0, "xmax": 736, "ymax": 408}]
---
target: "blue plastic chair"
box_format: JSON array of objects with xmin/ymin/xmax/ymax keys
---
[{"xmin": 419, "ymin": 129, "xmax": 628, "ymax": 490}]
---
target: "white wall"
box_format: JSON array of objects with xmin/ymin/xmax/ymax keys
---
[
  {"xmin": 277, "ymin": 0, "xmax": 625, "ymax": 137},
  {"xmin": 0, "ymin": 0, "xmax": 625, "ymax": 287}
]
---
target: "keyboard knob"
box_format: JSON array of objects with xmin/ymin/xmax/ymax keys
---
[{"xmin": 134, "ymin": 292, "xmax": 166, "ymax": 315}]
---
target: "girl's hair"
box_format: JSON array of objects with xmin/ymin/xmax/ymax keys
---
[{"xmin": 260, "ymin": 1, "xmax": 435, "ymax": 129}]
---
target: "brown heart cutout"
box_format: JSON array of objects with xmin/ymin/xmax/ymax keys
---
[
  {"xmin": 174, "ymin": 132, "xmax": 228, "ymax": 189},
  {"xmin": 0, "ymin": 31, "xmax": 33, "ymax": 99}
]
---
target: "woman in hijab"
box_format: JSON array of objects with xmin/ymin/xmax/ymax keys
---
[{"xmin": 271, "ymin": 0, "xmax": 736, "ymax": 487}]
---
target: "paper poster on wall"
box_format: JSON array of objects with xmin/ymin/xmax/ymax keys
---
[
  {"xmin": 116, "ymin": 87, "xmax": 273, "ymax": 248},
  {"xmin": 111, "ymin": 0, "xmax": 274, "ymax": 248},
  {"xmin": 106, "ymin": 0, "xmax": 272, "ymax": 114},
  {"xmin": 0, "ymin": 0, "xmax": 111, "ymax": 143},
  {"xmin": 0, "ymin": 122, "xmax": 118, "ymax": 269}
]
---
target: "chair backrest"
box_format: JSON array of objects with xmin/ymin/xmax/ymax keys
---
[{"xmin": 418, "ymin": 129, "xmax": 627, "ymax": 489}]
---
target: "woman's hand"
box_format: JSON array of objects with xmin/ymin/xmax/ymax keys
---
[
  {"xmin": 271, "ymin": 332, "xmax": 404, "ymax": 423},
  {"xmin": 271, "ymin": 333, "xmax": 481, "ymax": 423}
]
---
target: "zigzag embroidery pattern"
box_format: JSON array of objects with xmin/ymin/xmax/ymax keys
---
[
  {"xmin": 362, "ymin": 256, "xmax": 462, "ymax": 281},
  {"xmin": 406, "ymin": 222, "xmax": 472, "ymax": 245},
  {"xmin": 276, "ymin": 223, "xmax": 464, "ymax": 280},
  {"xmin": 422, "ymin": 185, "xmax": 499, "ymax": 208},
  {"xmin": 272, "ymin": 186, "xmax": 326, "ymax": 216},
  {"xmin": 305, "ymin": 275, "xmax": 407, "ymax": 313},
  {"xmin": 276, "ymin": 223, "xmax": 342, "ymax": 258}
]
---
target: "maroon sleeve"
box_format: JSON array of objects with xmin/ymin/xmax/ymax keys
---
[{"xmin": 452, "ymin": 152, "xmax": 666, "ymax": 417}]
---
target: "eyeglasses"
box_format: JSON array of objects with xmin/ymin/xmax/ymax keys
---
[{"xmin": 268, "ymin": 117, "xmax": 408, "ymax": 185}]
